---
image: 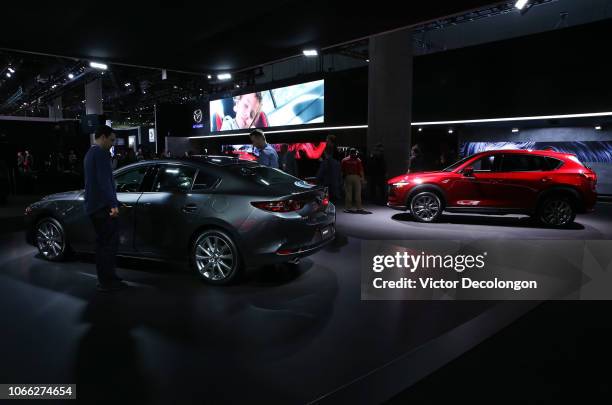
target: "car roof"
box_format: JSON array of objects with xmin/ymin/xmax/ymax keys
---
[
  {"xmin": 116, "ymin": 155, "xmax": 258, "ymax": 171},
  {"xmin": 476, "ymin": 149, "xmax": 572, "ymax": 158}
]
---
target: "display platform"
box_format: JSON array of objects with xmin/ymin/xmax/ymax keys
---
[{"xmin": 0, "ymin": 228, "xmax": 536, "ymax": 404}]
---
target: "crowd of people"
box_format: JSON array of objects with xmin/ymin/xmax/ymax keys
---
[{"xmin": 246, "ymin": 131, "xmax": 460, "ymax": 213}]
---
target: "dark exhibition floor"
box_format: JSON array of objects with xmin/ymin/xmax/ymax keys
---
[{"xmin": 0, "ymin": 203, "xmax": 611, "ymax": 404}]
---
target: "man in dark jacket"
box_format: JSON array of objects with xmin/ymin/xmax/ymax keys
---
[{"xmin": 84, "ymin": 125, "xmax": 127, "ymax": 291}]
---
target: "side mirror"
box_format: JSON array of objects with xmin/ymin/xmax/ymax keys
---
[{"xmin": 462, "ymin": 166, "xmax": 474, "ymax": 177}]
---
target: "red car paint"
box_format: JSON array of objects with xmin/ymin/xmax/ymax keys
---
[{"xmin": 388, "ymin": 149, "xmax": 597, "ymax": 216}]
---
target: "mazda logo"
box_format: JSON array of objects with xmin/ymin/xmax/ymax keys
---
[{"xmin": 193, "ymin": 109, "xmax": 203, "ymax": 123}]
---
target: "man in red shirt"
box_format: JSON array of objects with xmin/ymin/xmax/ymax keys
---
[{"xmin": 341, "ymin": 148, "xmax": 365, "ymax": 213}]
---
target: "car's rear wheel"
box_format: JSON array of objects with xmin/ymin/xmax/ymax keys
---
[
  {"xmin": 537, "ymin": 196, "xmax": 576, "ymax": 227},
  {"xmin": 35, "ymin": 217, "xmax": 67, "ymax": 261},
  {"xmin": 191, "ymin": 229, "xmax": 241, "ymax": 285},
  {"xmin": 409, "ymin": 191, "xmax": 443, "ymax": 223}
]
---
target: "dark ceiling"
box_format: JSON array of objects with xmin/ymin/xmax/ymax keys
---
[{"xmin": 0, "ymin": 1, "xmax": 501, "ymax": 73}]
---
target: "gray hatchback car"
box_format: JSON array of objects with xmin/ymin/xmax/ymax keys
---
[{"xmin": 25, "ymin": 156, "xmax": 336, "ymax": 284}]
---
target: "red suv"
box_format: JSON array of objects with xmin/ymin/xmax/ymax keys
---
[{"xmin": 387, "ymin": 149, "xmax": 597, "ymax": 227}]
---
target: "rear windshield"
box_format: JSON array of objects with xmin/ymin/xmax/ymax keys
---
[{"xmin": 232, "ymin": 165, "xmax": 299, "ymax": 186}]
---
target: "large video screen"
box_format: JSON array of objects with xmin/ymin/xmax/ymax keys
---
[{"xmin": 210, "ymin": 80, "xmax": 324, "ymax": 132}]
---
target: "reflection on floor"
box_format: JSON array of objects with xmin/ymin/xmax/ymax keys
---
[{"xmin": 1, "ymin": 202, "xmax": 610, "ymax": 403}]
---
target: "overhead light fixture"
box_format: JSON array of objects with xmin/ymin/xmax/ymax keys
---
[
  {"xmin": 366, "ymin": 59, "xmax": 370, "ymax": 63},
  {"xmin": 448, "ymin": 129, "xmax": 454, "ymax": 134},
  {"xmin": 515, "ymin": 0, "xmax": 529, "ymax": 10},
  {"xmin": 68, "ymin": 73, "xmax": 74, "ymax": 79},
  {"xmin": 207, "ymin": 74, "xmax": 212, "ymax": 79},
  {"xmin": 89, "ymin": 61, "xmax": 108, "ymax": 70},
  {"xmin": 303, "ymin": 49, "xmax": 318, "ymax": 57},
  {"xmin": 418, "ymin": 127, "xmax": 422, "ymax": 132},
  {"xmin": 512, "ymin": 128, "xmax": 519, "ymax": 133},
  {"xmin": 124, "ymin": 82, "xmax": 131, "ymax": 87},
  {"xmin": 8, "ymin": 67, "xmax": 15, "ymax": 73},
  {"xmin": 235, "ymin": 84, "xmax": 240, "ymax": 88},
  {"xmin": 51, "ymin": 84, "xmax": 57, "ymax": 89},
  {"xmin": 217, "ymin": 73, "xmax": 232, "ymax": 80},
  {"xmin": 5, "ymin": 72, "xmax": 11, "ymax": 78},
  {"xmin": 595, "ymin": 125, "xmax": 602, "ymax": 130}
]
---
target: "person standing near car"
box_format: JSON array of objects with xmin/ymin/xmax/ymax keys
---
[
  {"xmin": 341, "ymin": 148, "xmax": 365, "ymax": 213},
  {"xmin": 84, "ymin": 125, "xmax": 127, "ymax": 291},
  {"xmin": 250, "ymin": 129, "xmax": 278, "ymax": 168}
]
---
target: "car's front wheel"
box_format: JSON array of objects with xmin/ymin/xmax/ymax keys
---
[
  {"xmin": 35, "ymin": 217, "xmax": 68, "ymax": 261},
  {"xmin": 191, "ymin": 229, "xmax": 241, "ymax": 285},
  {"xmin": 537, "ymin": 196, "xmax": 576, "ymax": 227},
  {"xmin": 409, "ymin": 191, "xmax": 443, "ymax": 223}
]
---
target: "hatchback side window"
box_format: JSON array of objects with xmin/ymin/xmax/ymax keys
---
[
  {"xmin": 115, "ymin": 166, "xmax": 149, "ymax": 192},
  {"xmin": 153, "ymin": 165, "xmax": 197, "ymax": 192},
  {"xmin": 471, "ymin": 155, "xmax": 499, "ymax": 172},
  {"xmin": 192, "ymin": 169, "xmax": 219, "ymax": 191}
]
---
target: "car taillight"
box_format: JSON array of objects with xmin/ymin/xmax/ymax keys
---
[
  {"xmin": 251, "ymin": 200, "xmax": 304, "ymax": 212},
  {"xmin": 321, "ymin": 197, "xmax": 329, "ymax": 206}
]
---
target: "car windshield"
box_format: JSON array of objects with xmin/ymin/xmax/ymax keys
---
[
  {"xmin": 443, "ymin": 155, "xmax": 474, "ymax": 172},
  {"xmin": 233, "ymin": 165, "xmax": 299, "ymax": 186}
]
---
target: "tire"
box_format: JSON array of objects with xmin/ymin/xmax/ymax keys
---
[
  {"xmin": 537, "ymin": 195, "xmax": 576, "ymax": 227},
  {"xmin": 191, "ymin": 229, "xmax": 241, "ymax": 285},
  {"xmin": 409, "ymin": 191, "xmax": 443, "ymax": 223},
  {"xmin": 35, "ymin": 217, "xmax": 68, "ymax": 261}
]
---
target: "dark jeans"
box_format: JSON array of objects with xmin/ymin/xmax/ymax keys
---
[{"xmin": 89, "ymin": 207, "xmax": 119, "ymax": 285}]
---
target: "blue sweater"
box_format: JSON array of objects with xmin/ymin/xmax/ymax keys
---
[{"xmin": 83, "ymin": 145, "xmax": 119, "ymax": 214}]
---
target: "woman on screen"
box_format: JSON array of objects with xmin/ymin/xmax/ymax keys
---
[{"xmin": 220, "ymin": 92, "xmax": 268, "ymax": 130}]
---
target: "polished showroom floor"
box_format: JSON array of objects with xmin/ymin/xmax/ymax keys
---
[{"xmin": 0, "ymin": 203, "xmax": 610, "ymax": 404}]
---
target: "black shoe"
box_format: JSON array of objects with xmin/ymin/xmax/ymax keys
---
[{"xmin": 96, "ymin": 280, "xmax": 129, "ymax": 292}]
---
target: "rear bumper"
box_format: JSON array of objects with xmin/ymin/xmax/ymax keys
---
[{"xmin": 240, "ymin": 203, "xmax": 336, "ymax": 269}]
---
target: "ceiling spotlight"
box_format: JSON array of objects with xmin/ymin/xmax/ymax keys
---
[
  {"xmin": 235, "ymin": 84, "xmax": 240, "ymax": 88},
  {"xmin": 418, "ymin": 127, "xmax": 422, "ymax": 132},
  {"xmin": 512, "ymin": 128, "xmax": 519, "ymax": 133},
  {"xmin": 68, "ymin": 73, "xmax": 74, "ymax": 79},
  {"xmin": 124, "ymin": 82, "xmax": 131, "ymax": 87},
  {"xmin": 51, "ymin": 84, "xmax": 57, "ymax": 89},
  {"xmin": 595, "ymin": 125, "xmax": 602, "ymax": 130},
  {"xmin": 207, "ymin": 74, "xmax": 212, "ymax": 79},
  {"xmin": 448, "ymin": 129, "xmax": 454, "ymax": 134},
  {"xmin": 303, "ymin": 49, "xmax": 318, "ymax": 57},
  {"xmin": 5, "ymin": 72, "xmax": 11, "ymax": 78},
  {"xmin": 89, "ymin": 61, "xmax": 108, "ymax": 70},
  {"xmin": 8, "ymin": 67, "xmax": 15, "ymax": 73},
  {"xmin": 366, "ymin": 59, "xmax": 370, "ymax": 63},
  {"xmin": 217, "ymin": 73, "xmax": 232, "ymax": 80},
  {"xmin": 515, "ymin": 0, "xmax": 529, "ymax": 10}
]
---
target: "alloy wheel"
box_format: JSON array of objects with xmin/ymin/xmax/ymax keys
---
[
  {"xmin": 36, "ymin": 219, "xmax": 65, "ymax": 260},
  {"xmin": 410, "ymin": 192, "xmax": 441, "ymax": 222},
  {"xmin": 541, "ymin": 199, "xmax": 573, "ymax": 226},
  {"xmin": 194, "ymin": 234, "xmax": 236, "ymax": 281}
]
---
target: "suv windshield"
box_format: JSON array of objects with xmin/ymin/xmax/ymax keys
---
[
  {"xmin": 443, "ymin": 155, "xmax": 474, "ymax": 172},
  {"xmin": 232, "ymin": 165, "xmax": 299, "ymax": 186}
]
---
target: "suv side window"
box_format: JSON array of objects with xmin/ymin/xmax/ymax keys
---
[
  {"xmin": 115, "ymin": 165, "xmax": 149, "ymax": 192},
  {"xmin": 152, "ymin": 164, "xmax": 197, "ymax": 192},
  {"xmin": 471, "ymin": 154, "xmax": 500, "ymax": 172},
  {"xmin": 500, "ymin": 154, "xmax": 553, "ymax": 172}
]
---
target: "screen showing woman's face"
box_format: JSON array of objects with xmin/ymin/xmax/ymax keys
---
[{"xmin": 234, "ymin": 94, "xmax": 261, "ymax": 128}]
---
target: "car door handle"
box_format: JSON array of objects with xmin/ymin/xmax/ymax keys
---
[{"xmin": 181, "ymin": 204, "xmax": 198, "ymax": 213}]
